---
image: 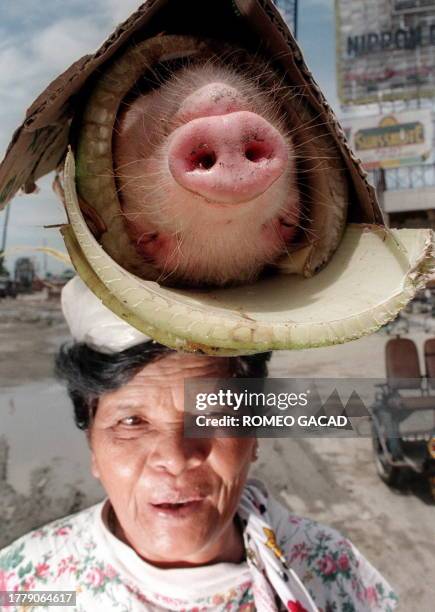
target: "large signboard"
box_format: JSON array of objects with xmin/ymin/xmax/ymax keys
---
[
  {"xmin": 336, "ymin": 0, "xmax": 435, "ymax": 104},
  {"xmin": 341, "ymin": 109, "xmax": 433, "ymax": 169},
  {"xmin": 393, "ymin": 0, "xmax": 435, "ymax": 14}
]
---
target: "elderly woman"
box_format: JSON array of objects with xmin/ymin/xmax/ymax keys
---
[{"xmin": 0, "ymin": 278, "xmax": 397, "ymax": 612}]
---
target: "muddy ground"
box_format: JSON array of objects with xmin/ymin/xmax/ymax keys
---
[{"xmin": 0, "ymin": 294, "xmax": 433, "ymax": 610}]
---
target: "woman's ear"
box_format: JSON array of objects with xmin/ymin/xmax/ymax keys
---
[
  {"xmin": 90, "ymin": 450, "xmax": 100, "ymax": 479},
  {"xmin": 251, "ymin": 441, "xmax": 259, "ymax": 462},
  {"xmin": 87, "ymin": 429, "xmax": 100, "ymax": 479}
]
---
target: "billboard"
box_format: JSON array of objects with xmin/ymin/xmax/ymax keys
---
[
  {"xmin": 393, "ymin": 0, "xmax": 435, "ymax": 14},
  {"xmin": 341, "ymin": 109, "xmax": 433, "ymax": 170},
  {"xmin": 336, "ymin": 0, "xmax": 435, "ymax": 104}
]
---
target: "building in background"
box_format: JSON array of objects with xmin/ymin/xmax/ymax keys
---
[
  {"xmin": 336, "ymin": 0, "xmax": 435, "ymax": 229},
  {"xmin": 336, "ymin": 0, "xmax": 435, "ymax": 106}
]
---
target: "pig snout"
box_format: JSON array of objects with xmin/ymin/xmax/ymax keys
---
[
  {"xmin": 113, "ymin": 60, "xmax": 301, "ymax": 287},
  {"xmin": 168, "ymin": 110, "xmax": 288, "ymax": 204}
]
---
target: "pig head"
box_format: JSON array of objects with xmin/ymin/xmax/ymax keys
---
[
  {"xmin": 76, "ymin": 36, "xmax": 348, "ymax": 288},
  {"xmin": 110, "ymin": 56, "xmax": 301, "ymax": 286}
]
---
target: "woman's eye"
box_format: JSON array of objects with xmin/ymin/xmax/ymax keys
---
[{"xmin": 119, "ymin": 415, "xmax": 147, "ymax": 427}]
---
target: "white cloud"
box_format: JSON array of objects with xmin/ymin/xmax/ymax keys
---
[
  {"xmin": 102, "ymin": 0, "xmax": 143, "ymax": 26},
  {"xmin": 0, "ymin": 3, "xmax": 145, "ymax": 274},
  {"xmin": 0, "ymin": 20, "xmax": 103, "ymax": 153},
  {"xmin": 0, "ymin": 11, "xmax": 110, "ymax": 272},
  {"xmin": 0, "ymin": 4, "xmax": 143, "ymax": 153},
  {"xmin": 34, "ymin": 18, "xmax": 105, "ymax": 72}
]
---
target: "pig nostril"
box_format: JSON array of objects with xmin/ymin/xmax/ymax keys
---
[
  {"xmin": 189, "ymin": 150, "xmax": 217, "ymax": 171},
  {"xmin": 245, "ymin": 142, "xmax": 271, "ymax": 163},
  {"xmin": 198, "ymin": 152, "xmax": 216, "ymax": 170}
]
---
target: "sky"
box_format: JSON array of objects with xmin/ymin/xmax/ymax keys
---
[{"xmin": 0, "ymin": 0, "xmax": 337, "ymax": 276}]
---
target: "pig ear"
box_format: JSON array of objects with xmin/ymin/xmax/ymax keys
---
[
  {"xmin": 272, "ymin": 102, "xmax": 349, "ymax": 278},
  {"xmin": 62, "ymin": 148, "xmax": 435, "ymax": 355}
]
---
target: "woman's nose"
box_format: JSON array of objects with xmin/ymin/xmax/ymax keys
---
[{"xmin": 147, "ymin": 432, "xmax": 209, "ymax": 476}]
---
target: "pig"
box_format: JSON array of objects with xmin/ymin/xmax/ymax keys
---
[{"xmin": 112, "ymin": 53, "xmax": 302, "ymax": 287}]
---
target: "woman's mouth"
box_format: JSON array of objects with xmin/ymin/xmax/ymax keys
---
[{"xmin": 149, "ymin": 499, "xmax": 205, "ymax": 519}]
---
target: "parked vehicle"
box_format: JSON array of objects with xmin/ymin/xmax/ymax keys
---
[
  {"xmin": 370, "ymin": 337, "xmax": 435, "ymax": 499},
  {"xmin": 0, "ymin": 274, "xmax": 17, "ymax": 298},
  {"xmin": 14, "ymin": 257, "xmax": 35, "ymax": 293}
]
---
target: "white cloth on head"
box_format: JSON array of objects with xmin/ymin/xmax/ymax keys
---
[{"xmin": 61, "ymin": 276, "xmax": 150, "ymax": 353}]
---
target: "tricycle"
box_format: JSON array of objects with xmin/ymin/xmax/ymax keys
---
[{"xmin": 370, "ymin": 337, "xmax": 435, "ymax": 499}]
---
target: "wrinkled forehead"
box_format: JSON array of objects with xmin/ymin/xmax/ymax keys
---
[
  {"xmin": 139, "ymin": 353, "xmax": 233, "ymax": 383},
  {"xmin": 96, "ymin": 353, "xmax": 233, "ymax": 417}
]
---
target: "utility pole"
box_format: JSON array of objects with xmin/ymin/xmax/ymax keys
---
[
  {"xmin": 43, "ymin": 239, "xmax": 48, "ymax": 278},
  {"xmin": 0, "ymin": 205, "xmax": 11, "ymax": 275}
]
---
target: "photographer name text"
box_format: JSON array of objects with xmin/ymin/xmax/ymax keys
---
[{"xmin": 195, "ymin": 415, "xmax": 349, "ymax": 428}]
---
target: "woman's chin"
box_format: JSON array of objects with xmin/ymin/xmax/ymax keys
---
[
  {"xmin": 134, "ymin": 529, "xmax": 214, "ymax": 566},
  {"xmin": 125, "ymin": 504, "xmax": 217, "ymax": 563}
]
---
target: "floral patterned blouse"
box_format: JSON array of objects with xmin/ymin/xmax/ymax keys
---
[{"xmin": 0, "ymin": 480, "xmax": 398, "ymax": 611}]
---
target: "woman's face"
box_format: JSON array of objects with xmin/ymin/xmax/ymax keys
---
[{"xmin": 89, "ymin": 353, "xmax": 257, "ymax": 567}]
